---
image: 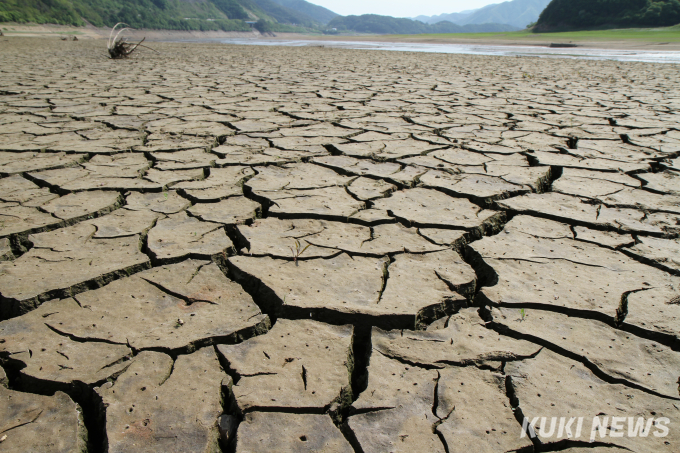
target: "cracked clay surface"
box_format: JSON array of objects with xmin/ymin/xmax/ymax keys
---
[{"xmin": 0, "ymin": 38, "xmax": 679, "ymax": 452}]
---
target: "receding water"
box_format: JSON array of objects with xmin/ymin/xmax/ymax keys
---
[{"xmin": 210, "ymin": 38, "xmax": 680, "ymax": 64}]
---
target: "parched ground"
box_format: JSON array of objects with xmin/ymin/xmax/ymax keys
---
[{"xmin": 0, "ymin": 38, "xmax": 679, "ymax": 452}]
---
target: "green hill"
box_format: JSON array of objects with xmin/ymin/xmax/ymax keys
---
[
  {"xmin": 269, "ymin": 0, "xmax": 338, "ymax": 24},
  {"xmin": 0, "ymin": 0, "xmax": 329, "ymax": 31},
  {"xmin": 327, "ymin": 14, "xmax": 520, "ymax": 34},
  {"xmin": 248, "ymin": 0, "xmax": 316, "ymax": 27},
  {"xmin": 0, "ymin": 0, "xmax": 85, "ymax": 26},
  {"xmin": 535, "ymin": 0, "xmax": 680, "ymax": 31}
]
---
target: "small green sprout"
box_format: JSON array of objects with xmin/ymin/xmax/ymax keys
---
[
  {"xmin": 289, "ymin": 239, "xmax": 311, "ymax": 265},
  {"xmin": 519, "ymin": 308, "xmax": 527, "ymax": 322}
]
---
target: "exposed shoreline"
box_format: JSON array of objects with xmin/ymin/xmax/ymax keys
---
[
  {"xmin": 272, "ymin": 32, "xmax": 680, "ymax": 51},
  {"xmin": 1, "ymin": 21, "xmax": 679, "ymax": 51},
  {"xmin": 0, "ymin": 22, "xmax": 263, "ymax": 41}
]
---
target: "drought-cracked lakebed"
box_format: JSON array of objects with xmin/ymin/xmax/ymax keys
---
[{"xmin": 0, "ymin": 37, "xmax": 679, "ymax": 452}]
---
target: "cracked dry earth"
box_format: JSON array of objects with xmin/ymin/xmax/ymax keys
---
[{"xmin": 0, "ymin": 38, "xmax": 679, "ymax": 453}]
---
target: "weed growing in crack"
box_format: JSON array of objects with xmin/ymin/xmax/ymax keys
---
[{"xmin": 289, "ymin": 239, "xmax": 311, "ymax": 265}]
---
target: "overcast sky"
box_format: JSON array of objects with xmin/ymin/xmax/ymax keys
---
[{"xmin": 307, "ymin": 0, "xmax": 501, "ymax": 17}]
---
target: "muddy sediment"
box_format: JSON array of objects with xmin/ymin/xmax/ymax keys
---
[{"xmin": 0, "ymin": 38, "xmax": 679, "ymax": 452}]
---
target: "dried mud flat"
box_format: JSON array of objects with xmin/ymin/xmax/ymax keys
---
[{"xmin": 0, "ymin": 37, "xmax": 679, "ymax": 452}]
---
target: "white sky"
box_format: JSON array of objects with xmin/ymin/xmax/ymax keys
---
[{"xmin": 307, "ymin": 0, "xmax": 502, "ymax": 17}]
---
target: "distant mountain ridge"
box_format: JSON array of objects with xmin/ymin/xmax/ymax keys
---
[
  {"xmin": 413, "ymin": 9, "xmax": 480, "ymax": 25},
  {"xmin": 327, "ymin": 14, "xmax": 519, "ymax": 34},
  {"xmin": 414, "ymin": 0, "xmax": 551, "ymax": 29}
]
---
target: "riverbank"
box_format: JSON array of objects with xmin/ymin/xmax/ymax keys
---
[
  {"xmin": 0, "ymin": 21, "xmax": 264, "ymax": 40},
  {"xmin": 272, "ymin": 26, "xmax": 680, "ymax": 51},
  {"xmin": 2, "ymin": 21, "xmax": 680, "ymax": 51}
]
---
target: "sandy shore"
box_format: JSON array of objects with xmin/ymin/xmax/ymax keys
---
[{"xmin": 2, "ymin": 21, "xmax": 680, "ymax": 51}]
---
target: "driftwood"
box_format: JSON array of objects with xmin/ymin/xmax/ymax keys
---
[{"xmin": 107, "ymin": 23, "xmax": 156, "ymax": 59}]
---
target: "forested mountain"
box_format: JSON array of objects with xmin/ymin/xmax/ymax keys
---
[
  {"xmin": 0, "ymin": 0, "xmax": 329, "ymax": 31},
  {"xmin": 535, "ymin": 0, "xmax": 680, "ymax": 30},
  {"xmin": 269, "ymin": 0, "xmax": 338, "ymax": 24},
  {"xmin": 327, "ymin": 15, "xmax": 519, "ymax": 34},
  {"xmin": 0, "ymin": 0, "xmax": 542, "ymax": 34},
  {"xmin": 414, "ymin": 0, "xmax": 551, "ymax": 29},
  {"xmin": 248, "ymin": 0, "xmax": 315, "ymax": 27}
]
